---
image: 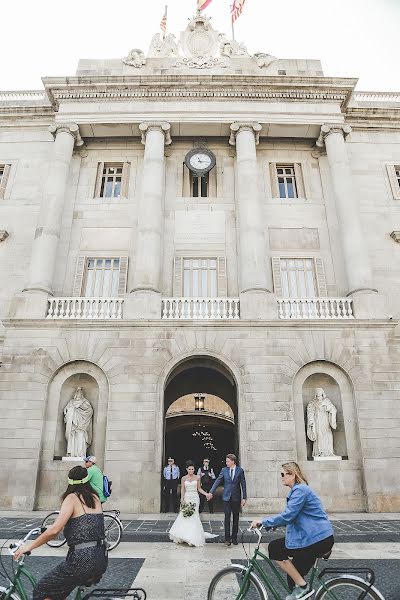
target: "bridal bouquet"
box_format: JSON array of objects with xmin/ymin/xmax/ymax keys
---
[{"xmin": 180, "ymin": 501, "xmax": 196, "ymax": 518}]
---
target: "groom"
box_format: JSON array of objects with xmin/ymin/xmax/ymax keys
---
[{"xmin": 207, "ymin": 453, "xmax": 247, "ymax": 546}]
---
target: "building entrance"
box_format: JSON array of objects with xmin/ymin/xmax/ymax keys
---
[{"xmin": 162, "ymin": 356, "xmax": 239, "ymax": 512}]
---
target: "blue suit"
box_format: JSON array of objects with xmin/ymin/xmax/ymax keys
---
[{"xmin": 210, "ymin": 466, "xmax": 247, "ymax": 542}]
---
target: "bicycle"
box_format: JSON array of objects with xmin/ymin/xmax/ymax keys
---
[
  {"xmin": 42, "ymin": 510, "xmax": 123, "ymax": 551},
  {"xmin": 207, "ymin": 527, "xmax": 385, "ymax": 600},
  {"xmin": 0, "ymin": 527, "xmax": 146, "ymax": 600}
]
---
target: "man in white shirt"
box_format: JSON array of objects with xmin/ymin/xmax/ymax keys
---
[{"xmin": 162, "ymin": 457, "xmax": 180, "ymax": 512}]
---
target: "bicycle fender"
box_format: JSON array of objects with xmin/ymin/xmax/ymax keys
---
[{"xmin": 317, "ymin": 575, "xmax": 385, "ymax": 600}]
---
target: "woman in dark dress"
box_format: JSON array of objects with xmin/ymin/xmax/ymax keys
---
[{"xmin": 14, "ymin": 466, "xmax": 108, "ymax": 600}]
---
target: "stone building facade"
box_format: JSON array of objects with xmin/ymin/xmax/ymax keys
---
[{"xmin": 1, "ymin": 13, "xmax": 400, "ymax": 513}]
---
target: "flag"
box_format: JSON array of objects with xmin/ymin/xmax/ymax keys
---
[
  {"xmin": 231, "ymin": 0, "xmax": 246, "ymax": 23},
  {"xmin": 160, "ymin": 7, "xmax": 167, "ymax": 37},
  {"xmin": 198, "ymin": 0, "xmax": 213, "ymax": 10}
]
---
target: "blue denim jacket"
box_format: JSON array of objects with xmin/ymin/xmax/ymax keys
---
[{"xmin": 261, "ymin": 484, "xmax": 333, "ymax": 549}]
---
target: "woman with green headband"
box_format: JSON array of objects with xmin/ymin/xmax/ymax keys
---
[{"xmin": 14, "ymin": 466, "xmax": 108, "ymax": 599}]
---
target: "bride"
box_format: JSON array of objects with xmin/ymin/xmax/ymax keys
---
[{"xmin": 169, "ymin": 460, "xmax": 217, "ymax": 547}]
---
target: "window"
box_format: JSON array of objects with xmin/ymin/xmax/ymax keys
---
[
  {"xmin": 191, "ymin": 173, "xmax": 209, "ymax": 198},
  {"xmin": 73, "ymin": 256, "xmax": 128, "ymax": 297},
  {"xmin": 173, "ymin": 256, "xmax": 227, "ymax": 297},
  {"xmin": 277, "ymin": 165, "xmax": 297, "ymax": 199},
  {"xmin": 269, "ymin": 163, "xmax": 306, "ymax": 199},
  {"xmin": 94, "ymin": 162, "xmax": 130, "ymax": 198},
  {"xmin": 272, "ymin": 257, "xmax": 327, "ymax": 298},
  {"xmin": 0, "ymin": 164, "xmax": 11, "ymax": 199},
  {"xmin": 386, "ymin": 164, "xmax": 400, "ymax": 200}
]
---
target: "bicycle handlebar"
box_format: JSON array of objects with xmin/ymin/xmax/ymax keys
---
[{"xmin": 8, "ymin": 527, "xmax": 46, "ymax": 557}]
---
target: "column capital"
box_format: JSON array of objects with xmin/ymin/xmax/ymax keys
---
[
  {"xmin": 139, "ymin": 122, "xmax": 172, "ymax": 146},
  {"xmin": 316, "ymin": 123, "xmax": 352, "ymax": 148},
  {"xmin": 48, "ymin": 123, "xmax": 84, "ymax": 147},
  {"xmin": 229, "ymin": 122, "xmax": 262, "ymax": 146}
]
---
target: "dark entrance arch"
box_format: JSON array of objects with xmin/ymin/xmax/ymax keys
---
[{"xmin": 162, "ymin": 356, "xmax": 239, "ymax": 511}]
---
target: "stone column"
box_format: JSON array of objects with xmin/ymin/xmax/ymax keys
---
[
  {"xmin": 125, "ymin": 122, "xmax": 171, "ymax": 319},
  {"xmin": 230, "ymin": 122, "xmax": 275, "ymax": 319},
  {"xmin": 14, "ymin": 123, "xmax": 81, "ymax": 319},
  {"xmin": 317, "ymin": 124, "xmax": 384, "ymax": 318}
]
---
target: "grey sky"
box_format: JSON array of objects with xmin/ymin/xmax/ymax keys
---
[{"xmin": 2, "ymin": 0, "xmax": 399, "ymax": 91}]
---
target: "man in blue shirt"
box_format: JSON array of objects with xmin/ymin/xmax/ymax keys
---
[{"xmin": 162, "ymin": 457, "xmax": 180, "ymax": 513}]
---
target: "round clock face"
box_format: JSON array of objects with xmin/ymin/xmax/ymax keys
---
[{"xmin": 189, "ymin": 152, "xmax": 212, "ymax": 171}]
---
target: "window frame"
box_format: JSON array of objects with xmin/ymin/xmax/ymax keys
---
[
  {"xmin": 272, "ymin": 256, "xmax": 327, "ymax": 298},
  {"xmin": 73, "ymin": 256, "xmax": 128, "ymax": 297},
  {"xmin": 94, "ymin": 162, "xmax": 130, "ymax": 199}
]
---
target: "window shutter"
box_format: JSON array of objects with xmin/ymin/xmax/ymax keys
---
[
  {"xmin": 209, "ymin": 167, "xmax": 217, "ymax": 197},
  {"xmin": 73, "ymin": 256, "xmax": 86, "ymax": 296},
  {"xmin": 294, "ymin": 163, "xmax": 306, "ymax": 199},
  {"xmin": 0, "ymin": 164, "xmax": 11, "ymax": 199},
  {"xmin": 314, "ymin": 257, "xmax": 328, "ymax": 297},
  {"xmin": 386, "ymin": 165, "xmax": 400, "ymax": 200},
  {"xmin": 217, "ymin": 256, "xmax": 228, "ymax": 296},
  {"xmin": 182, "ymin": 163, "xmax": 190, "ymax": 197},
  {"xmin": 173, "ymin": 256, "xmax": 184, "ymax": 296},
  {"xmin": 271, "ymin": 257, "xmax": 283, "ymax": 296},
  {"xmin": 94, "ymin": 162, "xmax": 104, "ymax": 198},
  {"xmin": 118, "ymin": 256, "xmax": 129, "ymax": 296},
  {"xmin": 269, "ymin": 163, "xmax": 279, "ymax": 198},
  {"xmin": 121, "ymin": 162, "xmax": 131, "ymax": 198}
]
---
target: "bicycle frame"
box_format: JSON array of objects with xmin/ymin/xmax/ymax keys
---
[{"xmin": 1, "ymin": 560, "xmax": 37, "ymax": 600}]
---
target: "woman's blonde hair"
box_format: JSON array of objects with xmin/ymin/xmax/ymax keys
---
[{"xmin": 281, "ymin": 462, "xmax": 308, "ymax": 485}]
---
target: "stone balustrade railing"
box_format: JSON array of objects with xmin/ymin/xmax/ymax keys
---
[
  {"xmin": 352, "ymin": 92, "xmax": 400, "ymax": 104},
  {"xmin": 278, "ymin": 298, "xmax": 354, "ymax": 320},
  {"xmin": 47, "ymin": 298, "xmax": 124, "ymax": 319},
  {"xmin": 0, "ymin": 91, "xmax": 49, "ymax": 103},
  {"xmin": 162, "ymin": 298, "xmax": 240, "ymax": 319}
]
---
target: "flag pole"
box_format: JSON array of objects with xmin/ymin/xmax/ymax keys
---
[
  {"xmin": 231, "ymin": 4, "xmax": 235, "ymax": 40},
  {"xmin": 164, "ymin": 5, "xmax": 168, "ymax": 40}
]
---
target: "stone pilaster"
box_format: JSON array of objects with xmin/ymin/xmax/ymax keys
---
[
  {"xmin": 317, "ymin": 123, "xmax": 384, "ymax": 318},
  {"xmin": 12, "ymin": 123, "xmax": 80, "ymax": 319},
  {"xmin": 230, "ymin": 122, "xmax": 275, "ymax": 319},
  {"xmin": 125, "ymin": 122, "xmax": 171, "ymax": 319}
]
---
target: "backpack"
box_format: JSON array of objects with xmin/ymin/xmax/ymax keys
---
[{"xmin": 103, "ymin": 475, "xmax": 112, "ymax": 498}]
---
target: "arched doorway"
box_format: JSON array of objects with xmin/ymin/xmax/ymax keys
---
[{"xmin": 163, "ymin": 356, "xmax": 239, "ymax": 511}]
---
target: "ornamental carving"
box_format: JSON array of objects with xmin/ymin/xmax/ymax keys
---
[
  {"xmin": 123, "ymin": 48, "xmax": 146, "ymax": 68},
  {"xmin": 0, "ymin": 230, "xmax": 9, "ymax": 242},
  {"xmin": 390, "ymin": 231, "xmax": 400, "ymax": 243},
  {"xmin": 229, "ymin": 122, "xmax": 262, "ymax": 146},
  {"xmin": 148, "ymin": 33, "xmax": 180, "ymax": 58},
  {"xmin": 218, "ymin": 34, "xmax": 249, "ymax": 58},
  {"xmin": 178, "ymin": 13, "xmax": 220, "ymax": 67},
  {"xmin": 316, "ymin": 123, "xmax": 352, "ymax": 148},
  {"xmin": 253, "ymin": 52, "xmax": 277, "ymax": 68}
]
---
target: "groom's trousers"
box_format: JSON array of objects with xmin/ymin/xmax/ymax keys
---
[{"xmin": 223, "ymin": 498, "xmax": 241, "ymax": 542}]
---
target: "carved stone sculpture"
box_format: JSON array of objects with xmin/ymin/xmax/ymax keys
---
[
  {"xmin": 218, "ymin": 35, "xmax": 249, "ymax": 58},
  {"xmin": 64, "ymin": 387, "xmax": 93, "ymax": 457},
  {"xmin": 253, "ymin": 52, "xmax": 276, "ymax": 68},
  {"xmin": 123, "ymin": 49, "xmax": 146, "ymax": 68},
  {"xmin": 306, "ymin": 387, "xmax": 337, "ymax": 457},
  {"xmin": 148, "ymin": 33, "xmax": 180, "ymax": 58}
]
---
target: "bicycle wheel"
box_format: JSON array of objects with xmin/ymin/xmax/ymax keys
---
[
  {"xmin": 104, "ymin": 514, "xmax": 123, "ymax": 551},
  {"xmin": 42, "ymin": 511, "xmax": 67, "ymax": 548},
  {"xmin": 0, "ymin": 585, "xmax": 22, "ymax": 600},
  {"xmin": 208, "ymin": 565, "xmax": 268, "ymax": 600},
  {"xmin": 316, "ymin": 576, "xmax": 384, "ymax": 600}
]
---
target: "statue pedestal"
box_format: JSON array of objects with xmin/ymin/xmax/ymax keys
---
[
  {"xmin": 313, "ymin": 456, "xmax": 342, "ymax": 461},
  {"xmin": 62, "ymin": 457, "xmax": 83, "ymax": 462}
]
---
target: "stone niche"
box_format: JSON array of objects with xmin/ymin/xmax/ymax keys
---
[
  {"xmin": 292, "ymin": 361, "xmax": 365, "ymax": 511},
  {"xmin": 302, "ymin": 373, "xmax": 348, "ymax": 460},
  {"xmin": 35, "ymin": 360, "xmax": 108, "ymax": 509}
]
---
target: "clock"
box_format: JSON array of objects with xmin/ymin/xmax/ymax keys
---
[{"xmin": 185, "ymin": 148, "xmax": 216, "ymax": 176}]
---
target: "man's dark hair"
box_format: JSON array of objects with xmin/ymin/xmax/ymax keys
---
[
  {"xmin": 226, "ymin": 453, "xmax": 237, "ymax": 464},
  {"xmin": 62, "ymin": 465, "xmax": 97, "ymax": 509}
]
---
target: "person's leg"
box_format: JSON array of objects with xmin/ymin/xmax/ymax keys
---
[
  {"xmin": 223, "ymin": 500, "xmax": 232, "ymax": 542},
  {"xmin": 268, "ymin": 538, "xmax": 307, "ymax": 590},
  {"xmin": 231, "ymin": 499, "xmax": 241, "ymax": 543},
  {"xmin": 209, "ymin": 495, "xmax": 214, "ymax": 514}
]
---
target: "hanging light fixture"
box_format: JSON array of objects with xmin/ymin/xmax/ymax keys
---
[{"xmin": 194, "ymin": 393, "xmax": 205, "ymax": 411}]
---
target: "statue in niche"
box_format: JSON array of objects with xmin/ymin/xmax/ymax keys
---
[
  {"xmin": 123, "ymin": 48, "xmax": 146, "ymax": 68},
  {"xmin": 64, "ymin": 387, "xmax": 93, "ymax": 457},
  {"xmin": 306, "ymin": 387, "xmax": 337, "ymax": 458}
]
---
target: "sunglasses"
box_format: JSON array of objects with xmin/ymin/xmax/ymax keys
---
[{"xmin": 280, "ymin": 472, "xmax": 290, "ymax": 477}]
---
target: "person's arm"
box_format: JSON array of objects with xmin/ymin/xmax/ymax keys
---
[
  {"xmin": 240, "ymin": 468, "xmax": 247, "ymax": 506},
  {"xmin": 180, "ymin": 477, "xmax": 186, "ymax": 504},
  {"xmin": 209, "ymin": 469, "xmax": 224, "ymax": 496},
  {"xmin": 176, "ymin": 466, "xmax": 180, "ymax": 478},
  {"xmin": 197, "ymin": 468, "xmax": 202, "ymax": 477},
  {"xmin": 261, "ymin": 487, "xmax": 308, "ymax": 529},
  {"xmin": 14, "ymin": 496, "xmax": 76, "ymax": 559},
  {"xmin": 210, "ymin": 468, "xmax": 216, "ymax": 479},
  {"xmin": 87, "ymin": 467, "xmax": 103, "ymax": 499},
  {"xmin": 197, "ymin": 475, "xmax": 208, "ymax": 497}
]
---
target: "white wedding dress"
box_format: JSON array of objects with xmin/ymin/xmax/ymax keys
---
[{"xmin": 169, "ymin": 479, "xmax": 217, "ymax": 547}]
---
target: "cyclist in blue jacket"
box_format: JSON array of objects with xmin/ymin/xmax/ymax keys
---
[{"xmin": 251, "ymin": 462, "xmax": 334, "ymax": 600}]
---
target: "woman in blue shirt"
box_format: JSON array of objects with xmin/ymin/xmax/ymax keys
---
[{"xmin": 251, "ymin": 462, "xmax": 334, "ymax": 600}]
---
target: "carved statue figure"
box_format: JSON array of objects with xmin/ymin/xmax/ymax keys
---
[
  {"xmin": 253, "ymin": 52, "xmax": 276, "ymax": 68},
  {"xmin": 64, "ymin": 387, "xmax": 93, "ymax": 457},
  {"xmin": 218, "ymin": 34, "xmax": 248, "ymax": 58},
  {"xmin": 123, "ymin": 49, "xmax": 146, "ymax": 68},
  {"xmin": 306, "ymin": 388, "xmax": 337, "ymax": 457},
  {"xmin": 148, "ymin": 33, "xmax": 180, "ymax": 58}
]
